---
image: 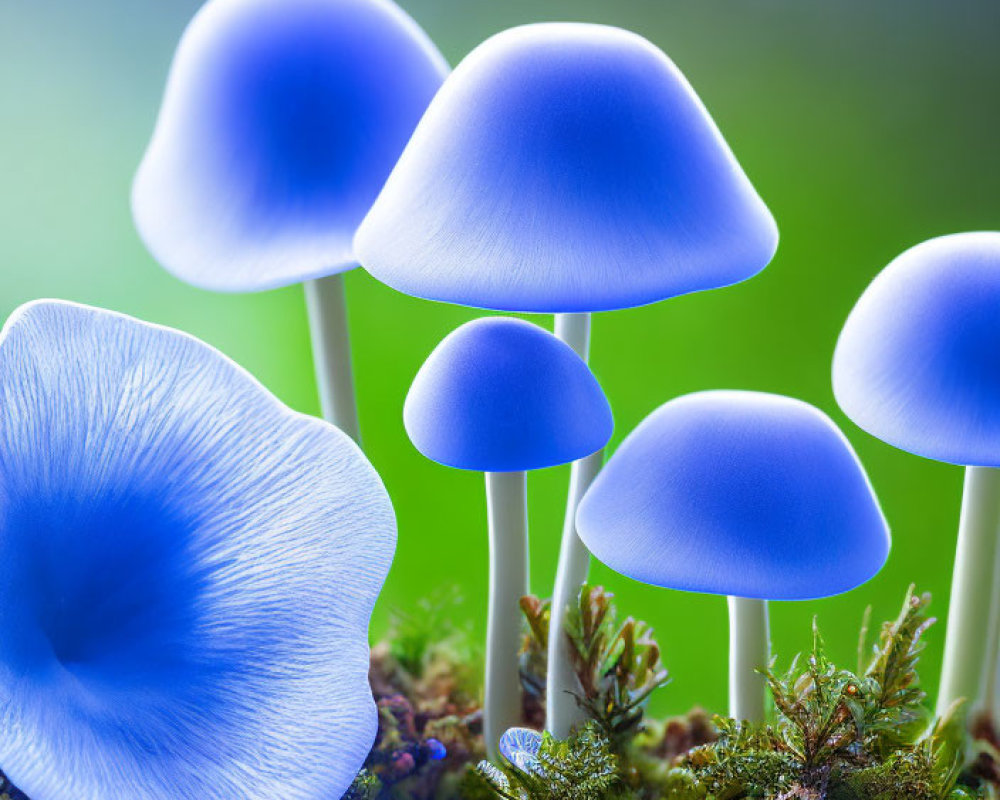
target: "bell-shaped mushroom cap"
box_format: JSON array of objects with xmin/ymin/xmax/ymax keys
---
[
  {"xmin": 833, "ymin": 232, "xmax": 1000, "ymax": 467},
  {"xmin": 405, "ymin": 317, "xmax": 613, "ymax": 472},
  {"xmin": 133, "ymin": 0, "xmax": 448, "ymax": 292},
  {"xmin": 576, "ymin": 391, "xmax": 889, "ymax": 600},
  {"xmin": 355, "ymin": 22, "xmax": 777, "ymax": 314}
]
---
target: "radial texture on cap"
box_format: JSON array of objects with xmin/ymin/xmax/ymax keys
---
[
  {"xmin": 356, "ymin": 22, "xmax": 778, "ymax": 313},
  {"xmin": 834, "ymin": 232, "xmax": 1000, "ymax": 467},
  {"xmin": 0, "ymin": 300, "xmax": 396, "ymax": 800},
  {"xmin": 499, "ymin": 728, "xmax": 543, "ymax": 775},
  {"xmin": 404, "ymin": 317, "xmax": 613, "ymax": 472},
  {"xmin": 577, "ymin": 391, "xmax": 889, "ymax": 600},
  {"xmin": 133, "ymin": 0, "xmax": 448, "ymax": 292}
]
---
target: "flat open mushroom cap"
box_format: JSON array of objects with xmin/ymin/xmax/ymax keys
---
[
  {"xmin": 133, "ymin": 0, "xmax": 447, "ymax": 292},
  {"xmin": 577, "ymin": 391, "xmax": 889, "ymax": 600},
  {"xmin": 834, "ymin": 232, "xmax": 1000, "ymax": 467},
  {"xmin": 356, "ymin": 22, "xmax": 778, "ymax": 313},
  {"xmin": 0, "ymin": 300, "xmax": 395, "ymax": 800},
  {"xmin": 404, "ymin": 317, "xmax": 613, "ymax": 472}
]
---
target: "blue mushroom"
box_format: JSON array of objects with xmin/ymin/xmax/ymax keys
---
[
  {"xmin": 405, "ymin": 316, "xmax": 612, "ymax": 757},
  {"xmin": 833, "ymin": 231, "xmax": 1000, "ymax": 721},
  {"xmin": 356, "ymin": 22, "xmax": 777, "ymax": 314},
  {"xmin": 0, "ymin": 300, "xmax": 395, "ymax": 800},
  {"xmin": 576, "ymin": 391, "xmax": 889, "ymax": 722},
  {"xmin": 424, "ymin": 738, "xmax": 447, "ymax": 762},
  {"xmin": 356, "ymin": 22, "xmax": 778, "ymax": 736},
  {"xmin": 499, "ymin": 727, "xmax": 543, "ymax": 775},
  {"xmin": 133, "ymin": 0, "xmax": 448, "ymax": 442},
  {"xmin": 405, "ymin": 318, "xmax": 613, "ymax": 473}
]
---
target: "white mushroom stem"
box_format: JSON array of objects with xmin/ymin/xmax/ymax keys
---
[
  {"xmin": 485, "ymin": 470, "xmax": 530, "ymax": 760},
  {"xmin": 937, "ymin": 466, "xmax": 1000, "ymax": 719},
  {"xmin": 547, "ymin": 450, "xmax": 602, "ymax": 738},
  {"xmin": 728, "ymin": 596, "xmax": 770, "ymax": 723},
  {"xmin": 546, "ymin": 311, "xmax": 603, "ymax": 739},
  {"xmin": 304, "ymin": 273, "xmax": 361, "ymax": 444},
  {"xmin": 978, "ymin": 534, "xmax": 1000, "ymax": 718}
]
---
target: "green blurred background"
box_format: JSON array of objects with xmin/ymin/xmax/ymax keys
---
[{"xmin": 2, "ymin": 0, "xmax": 999, "ymax": 718}]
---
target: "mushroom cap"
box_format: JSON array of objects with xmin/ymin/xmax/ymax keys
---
[
  {"xmin": 0, "ymin": 300, "xmax": 395, "ymax": 800},
  {"xmin": 355, "ymin": 22, "xmax": 778, "ymax": 314},
  {"xmin": 132, "ymin": 0, "xmax": 447, "ymax": 292},
  {"xmin": 499, "ymin": 728, "xmax": 543, "ymax": 775},
  {"xmin": 404, "ymin": 317, "xmax": 613, "ymax": 472},
  {"xmin": 576, "ymin": 391, "xmax": 889, "ymax": 600},
  {"xmin": 833, "ymin": 232, "xmax": 1000, "ymax": 467}
]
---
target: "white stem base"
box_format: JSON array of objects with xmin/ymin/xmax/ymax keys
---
[
  {"xmin": 546, "ymin": 448, "xmax": 603, "ymax": 738},
  {"xmin": 485, "ymin": 471, "xmax": 530, "ymax": 760},
  {"xmin": 728, "ymin": 596, "xmax": 770, "ymax": 723},
  {"xmin": 981, "ymin": 524, "xmax": 1000, "ymax": 718},
  {"xmin": 937, "ymin": 466, "xmax": 1000, "ymax": 718},
  {"xmin": 304, "ymin": 273, "xmax": 361, "ymax": 444},
  {"xmin": 545, "ymin": 312, "xmax": 600, "ymax": 739}
]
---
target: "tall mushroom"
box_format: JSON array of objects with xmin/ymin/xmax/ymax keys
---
[
  {"xmin": 833, "ymin": 231, "xmax": 1000, "ymax": 719},
  {"xmin": 355, "ymin": 22, "xmax": 778, "ymax": 736},
  {"xmin": 404, "ymin": 317, "xmax": 612, "ymax": 757},
  {"xmin": 132, "ymin": 0, "xmax": 447, "ymax": 442},
  {"xmin": 576, "ymin": 391, "xmax": 889, "ymax": 721}
]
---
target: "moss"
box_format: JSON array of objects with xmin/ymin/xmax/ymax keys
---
[
  {"xmin": 355, "ymin": 590, "xmax": 486, "ymax": 800},
  {"xmin": 520, "ymin": 585, "xmax": 672, "ymax": 759},
  {"xmin": 348, "ymin": 585, "xmax": 987, "ymax": 800},
  {"xmin": 670, "ymin": 588, "xmax": 975, "ymax": 799}
]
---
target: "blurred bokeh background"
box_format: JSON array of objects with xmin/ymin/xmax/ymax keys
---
[{"xmin": 2, "ymin": 0, "xmax": 999, "ymax": 718}]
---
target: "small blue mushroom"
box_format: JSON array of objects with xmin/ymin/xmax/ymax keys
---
[
  {"xmin": 356, "ymin": 22, "xmax": 778, "ymax": 736},
  {"xmin": 0, "ymin": 300, "xmax": 396, "ymax": 800},
  {"xmin": 405, "ymin": 317, "xmax": 612, "ymax": 757},
  {"xmin": 498, "ymin": 727, "xmax": 543, "ymax": 774},
  {"xmin": 133, "ymin": 0, "xmax": 447, "ymax": 443},
  {"xmin": 424, "ymin": 738, "xmax": 447, "ymax": 762},
  {"xmin": 833, "ymin": 231, "xmax": 1000, "ymax": 720},
  {"xmin": 576, "ymin": 391, "xmax": 889, "ymax": 722}
]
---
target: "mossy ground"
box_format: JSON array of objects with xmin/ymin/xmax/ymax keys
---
[{"xmin": 351, "ymin": 587, "xmax": 1000, "ymax": 800}]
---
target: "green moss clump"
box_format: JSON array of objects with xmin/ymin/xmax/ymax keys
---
[
  {"xmin": 520, "ymin": 585, "xmax": 672, "ymax": 757},
  {"xmin": 344, "ymin": 769, "xmax": 383, "ymax": 800},
  {"xmin": 670, "ymin": 588, "xmax": 975, "ymax": 799},
  {"xmin": 350, "ymin": 585, "xmax": 989, "ymax": 800}
]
